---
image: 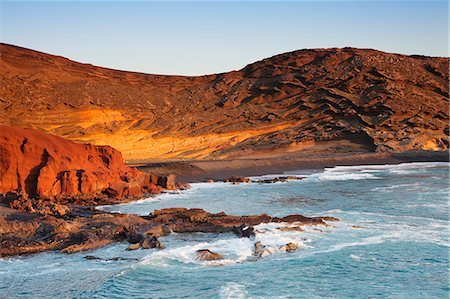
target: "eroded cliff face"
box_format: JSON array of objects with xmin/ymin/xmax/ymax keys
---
[
  {"xmin": 0, "ymin": 44, "xmax": 448, "ymax": 162},
  {"xmin": 0, "ymin": 125, "xmax": 164, "ymax": 200}
]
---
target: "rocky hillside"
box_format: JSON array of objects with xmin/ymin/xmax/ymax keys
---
[
  {"xmin": 0, "ymin": 125, "xmax": 172, "ymax": 203},
  {"xmin": 0, "ymin": 43, "xmax": 448, "ymax": 162}
]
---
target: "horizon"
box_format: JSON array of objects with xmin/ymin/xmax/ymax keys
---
[{"xmin": 1, "ymin": 1, "xmax": 448, "ymax": 76}]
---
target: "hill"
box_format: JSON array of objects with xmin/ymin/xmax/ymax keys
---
[{"xmin": 0, "ymin": 44, "xmax": 448, "ymax": 162}]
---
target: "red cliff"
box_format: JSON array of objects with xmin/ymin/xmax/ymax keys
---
[{"xmin": 0, "ymin": 125, "xmax": 167, "ymax": 201}]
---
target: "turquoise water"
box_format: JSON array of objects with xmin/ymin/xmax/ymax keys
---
[{"xmin": 1, "ymin": 162, "xmax": 448, "ymax": 298}]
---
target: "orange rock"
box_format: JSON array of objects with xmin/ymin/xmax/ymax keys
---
[{"xmin": 0, "ymin": 125, "xmax": 166, "ymax": 202}]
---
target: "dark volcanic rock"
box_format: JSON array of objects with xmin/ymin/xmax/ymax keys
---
[
  {"xmin": 0, "ymin": 206, "xmax": 338, "ymax": 257},
  {"xmin": 232, "ymin": 224, "xmax": 255, "ymax": 238},
  {"xmin": 84, "ymin": 255, "xmax": 139, "ymax": 261},
  {"xmin": 224, "ymin": 177, "xmax": 252, "ymax": 183},
  {"xmin": 140, "ymin": 236, "xmax": 165, "ymax": 249}
]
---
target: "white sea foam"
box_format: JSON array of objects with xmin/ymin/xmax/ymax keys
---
[
  {"xmin": 96, "ymin": 196, "xmax": 160, "ymax": 213},
  {"xmin": 188, "ymin": 182, "xmax": 234, "ymax": 190},
  {"xmin": 305, "ymin": 162, "xmax": 448, "ymax": 181},
  {"xmin": 139, "ymin": 222, "xmax": 314, "ymax": 267},
  {"xmin": 326, "ymin": 162, "xmax": 448, "ymax": 172},
  {"xmin": 322, "ymin": 209, "xmax": 449, "ymax": 224},
  {"xmin": 349, "ymin": 254, "xmax": 363, "ymax": 261},
  {"xmin": 311, "ymin": 172, "xmax": 380, "ymax": 181},
  {"xmin": 370, "ymin": 182, "xmax": 424, "ymax": 192},
  {"xmin": 220, "ymin": 282, "xmax": 248, "ymax": 299}
]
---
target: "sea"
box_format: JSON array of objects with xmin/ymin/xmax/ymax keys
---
[{"xmin": 0, "ymin": 162, "xmax": 448, "ymax": 298}]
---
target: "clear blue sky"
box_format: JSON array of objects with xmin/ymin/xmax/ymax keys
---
[{"xmin": 1, "ymin": 1, "xmax": 448, "ymax": 75}]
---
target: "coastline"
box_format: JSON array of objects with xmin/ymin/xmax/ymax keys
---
[
  {"xmin": 133, "ymin": 151, "xmax": 449, "ymax": 183},
  {"xmin": 1, "ymin": 151, "xmax": 448, "ymax": 257}
]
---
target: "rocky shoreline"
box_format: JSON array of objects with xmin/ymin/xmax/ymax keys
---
[
  {"xmin": 0, "ymin": 204, "xmax": 338, "ymax": 258},
  {"xmin": 0, "ymin": 125, "xmax": 444, "ymax": 259}
]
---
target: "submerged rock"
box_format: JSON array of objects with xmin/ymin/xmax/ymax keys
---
[
  {"xmin": 195, "ymin": 249, "xmax": 224, "ymax": 261},
  {"xmin": 232, "ymin": 224, "xmax": 255, "ymax": 238},
  {"xmin": 253, "ymin": 176, "xmax": 306, "ymax": 184},
  {"xmin": 141, "ymin": 236, "xmax": 165, "ymax": 249},
  {"xmin": 84, "ymin": 255, "xmax": 138, "ymax": 261},
  {"xmin": 278, "ymin": 226, "xmax": 304, "ymax": 232},
  {"xmin": 253, "ymin": 241, "xmax": 273, "ymax": 258},
  {"xmin": 279, "ymin": 242, "xmax": 299, "ymax": 252},
  {"xmin": 273, "ymin": 214, "xmax": 339, "ymax": 226}
]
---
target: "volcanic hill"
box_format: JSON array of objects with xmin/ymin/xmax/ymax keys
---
[{"xmin": 0, "ymin": 43, "xmax": 448, "ymax": 162}]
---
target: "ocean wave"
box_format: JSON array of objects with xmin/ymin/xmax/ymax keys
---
[
  {"xmin": 311, "ymin": 172, "xmax": 380, "ymax": 181},
  {"xmin": 328, "ymin": 162, "xmax": 449, "ymax": 172},
  {"xmin": 306, "ymin": 162, "xmax": 448, "ymax": 182},
  {"xmin": 318, "ymin": 209, "xmax": 449, "ymax": 249},
  {"xmin": 322, "ymin": 209, "xmax": 449, "ymax": 224},
  {"xmin": 139, "ymin": 222, "xmax": 313, "ymax": 267},
  {"xmin": 349, "ymin": 254, "xmax": 363, "ymax": 261},
  {"xmin": 370, "ymin": 182, "xmax": 424, "ymax": 192}
]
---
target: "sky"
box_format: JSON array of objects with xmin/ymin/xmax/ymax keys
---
[{"xmin": 0, "ymin": 1, "xmax": 448, "ymax": 76}]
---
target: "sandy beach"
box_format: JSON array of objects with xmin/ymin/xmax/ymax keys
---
[{"xmin": 133, "ymin": 151, "xmax": 449, "ymax": 183}]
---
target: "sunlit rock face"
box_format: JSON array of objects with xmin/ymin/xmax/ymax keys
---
[
  {"xmin": 0, "ymin": 124, "xmax": 158, "ymax": 200},
  {"xmin": 0, "ymin": 43, "xmax": 448, "ymax": 161}
]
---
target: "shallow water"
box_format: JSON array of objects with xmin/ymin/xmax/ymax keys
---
[{"xmin": 1, "ymin": 162, "xmax": 449, "ymax": 298}]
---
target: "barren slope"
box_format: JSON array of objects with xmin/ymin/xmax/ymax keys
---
[{"xmin": 0, "ymin": 44, "xmax": 448, "ymax": 162}]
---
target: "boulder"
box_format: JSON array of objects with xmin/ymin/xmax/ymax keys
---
[
  {"xmin": 175, "ymin": 182, "xmax": 191, "ymax": 190},
  {"xmin": 274, "ymin": 214, "xmax": 327, "ymax": 226},
  {"xmin": 279, "ymin": 242, "xmax": 299, "ymax": 252},
  {"xmin": 224, "ymin": 176, "xmax": 252, "ymax": 183},
  {"xmin": 253, "ymin": 241, "xmax": 272, "ymax": 258},
  {"xmin": 195, "ymin": 249, "xmax": 224, "ymax": 261},
  {"xmin": 126, "ymin": 243, "xmax": 141, "ymax": 251},
  {"xmin": 126, "ymin": 230, "xmax": 143, "ymax": 244},
  {"xmin": 140, "ymin": 236, "xmax": 165, "ymax": 249},
  {"xmin": 232, "ymin": 224, "xmax": 255, "ymax": 238},
  {"xmin": 144, "ymin": 225, "xmax": 171, "ymax": 237}
]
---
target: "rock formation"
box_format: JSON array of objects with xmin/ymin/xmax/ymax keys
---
[
  {"xmin": 0, "ymin": 206, "xmax": 338, "ymax": 257},
  {"xmin": 0, "ymin": 125, "xmax": 175, "ymax": 203},
  {"xmin": 195, "ymin": 249, "xmax": 224, "ymax": 261},
  {"xmin": 145, "ymin": 207, "xmax": 338, "ymax": 234},
  {"xmin": 0, "ymin": 44, "xmax": 447, "ymax": 162}
]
